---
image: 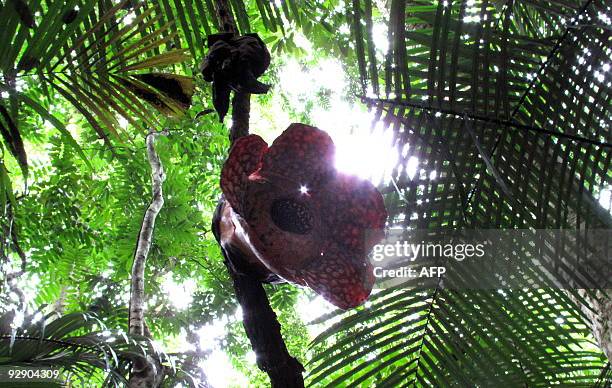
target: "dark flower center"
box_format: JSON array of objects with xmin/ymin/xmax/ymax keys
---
[{"xmin": 270, "ymin": 198, "xmax": 313, "ymax": 234}]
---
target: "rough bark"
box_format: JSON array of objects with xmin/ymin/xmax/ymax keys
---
[
  {"xmin": 229, "ymin": 271, "xmax": 305, "ymax": 386},
  {"xmin": 229, "ymin": 91, "xmax": 250, "ymax": 143},
  {"xmin": 565, "ymin": 195, "xmax": 612, "ymax": 364},
  {"xmin": 214, "ymin": 0, "xmax": 237, "ymax": 34},
  {"xmin": 128, "ymin": 131, "xmax": 167, "ymax": 388},
  {"xmin": 573, "ymin": 290, "xmax": 612, "ymax": 363},
  {"xmin": 1, "ymin": 205, "xmax": 26, "ymax": 309}
]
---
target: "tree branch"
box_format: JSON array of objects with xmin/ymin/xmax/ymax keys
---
[
  {"xmin": 128, "ymin": 130, "xmax": 168, "ymax": 388},
  {"xmin": 212, "ymin": 202, "xmax": 305, "ymax": 387},
  {"xmin": 214, "ymin": 0, "xmax": 237, "ymax": 34},
  {"xmin": 230, "ymin": 91, "xmax": 250, "ymax": 143},
  {"xmin": 1, "ymin": 203, "xmax": 26, "ymax": 309},
  {"xmin": 210, "ymin": 0, "xmax": 305, "ymax": 385}
]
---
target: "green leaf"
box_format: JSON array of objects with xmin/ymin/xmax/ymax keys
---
[{"xmin": 17, "ymin": 93, "xmax": 92, "ymax": 170}]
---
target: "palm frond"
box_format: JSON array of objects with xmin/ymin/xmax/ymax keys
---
[
  {"xmin": 0, "ymin": 310, "xmax": 164, "ymax": 386},
  {"xmin": 307, "ymin": 284, "xmax": 606, "ymax": 386},
  {"xmin": 0, "ymin": 0, "xmax": 195, "ymax": 174},
  {"xmin": 308, "ymin": 0, "xmax": 611, "ymax": 385}
]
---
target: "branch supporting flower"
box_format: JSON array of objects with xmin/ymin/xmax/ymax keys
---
[{"xmin": 207, "ymin": 0, "xmax": 305, "ymax": 386}]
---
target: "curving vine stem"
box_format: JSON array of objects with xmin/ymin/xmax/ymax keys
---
[{"xmin": 128, "ymin": 130, "xmax": 168, "ymax": 387}]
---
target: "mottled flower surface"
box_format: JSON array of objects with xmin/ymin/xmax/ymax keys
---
[{"xmin": 220, "ymin": 123, "xmax": 387, "ymax": 309}]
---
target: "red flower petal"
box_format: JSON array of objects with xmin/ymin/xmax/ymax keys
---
[
  {"xmin": 221, "ymin": 135, "xmax": 267, "ymax": 214},
  {"xmin": 300, "ymin": 246, "xmax": 375, "ymax": 309},
  {"xmin": 296, "ymin": 174, "xmax": 385, "ymax": 308},
  {"xmin": 259, "ymin": 123, "xmax": 335, "ymax": 188},
  {"xmin": 321, "ymin": 173, "xmax": 387, "ymax": 256}
]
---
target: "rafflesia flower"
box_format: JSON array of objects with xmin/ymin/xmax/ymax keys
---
[{"xmin": 220, "ymin": 123, "xmax": 387, "ymax": 309}]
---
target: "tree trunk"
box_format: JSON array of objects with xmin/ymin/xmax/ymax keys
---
[{"xmin": 575, "ymin": 290, "xmax": 612, "ymax": 363}]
